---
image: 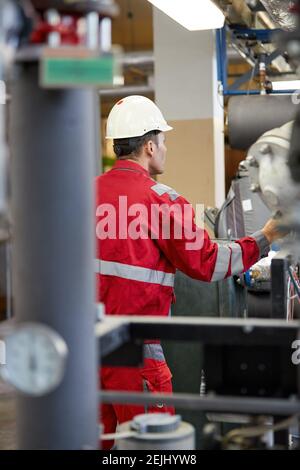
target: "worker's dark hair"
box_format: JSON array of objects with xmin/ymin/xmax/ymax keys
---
[{"xmin": 113, "ymin": 130, "xmax": 161, "ymax": 159}]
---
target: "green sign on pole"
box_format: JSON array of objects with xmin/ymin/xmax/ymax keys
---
[{"xmin": 40, "ymin": 53, "xmax": 115, "ymax": 88}]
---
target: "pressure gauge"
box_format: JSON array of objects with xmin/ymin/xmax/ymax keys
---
[{"xmin": 1, "ymin": 323, "xmax": 68, "ymax": 396}]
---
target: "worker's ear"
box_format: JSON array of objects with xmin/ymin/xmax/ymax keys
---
[{"xmin": 145, "ymin": 139, "xmax": 155, "ymax": 157}]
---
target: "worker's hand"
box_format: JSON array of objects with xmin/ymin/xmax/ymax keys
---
[{"xmin": 261, "ymin": 217, "xmax": 288, "ymax": 244}]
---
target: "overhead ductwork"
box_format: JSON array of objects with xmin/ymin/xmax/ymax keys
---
[
  {"xmin": 259, "ymin": 0, "xmax": 296, "ymax": 31},
  {"xmin": 214, "ymin": 0, "xmax": 295, "ymax": 29}
]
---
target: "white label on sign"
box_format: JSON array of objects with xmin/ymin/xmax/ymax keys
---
[
  {"xmin": 242, "ymin": 199, "xmax": 253, "ymax": 212},
  {"xmin": 0, "ymin": 81, "xmax": 6, "ymax": 105}
]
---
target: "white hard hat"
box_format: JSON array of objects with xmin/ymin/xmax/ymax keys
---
[{"xmin": 106, "ymin": 95, "xmax": 173, "ymax": 139}]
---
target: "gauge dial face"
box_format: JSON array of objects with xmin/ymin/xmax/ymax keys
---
[{"xmin": 2, "ymin": 323, "xmax": 68, "ymax": 396}]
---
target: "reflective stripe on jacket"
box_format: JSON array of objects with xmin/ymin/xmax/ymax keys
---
[{"xmin": 95, "ymin": 160, "xmax": 269, "ymax": 316}]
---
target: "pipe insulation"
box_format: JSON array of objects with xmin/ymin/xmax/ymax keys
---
[
  {"xmin": 228, "ymin": 95, "xmax": 298, "ymax": 150},
  {"xmin": 260, "ymin": 0, "xmax": 296, "ymax": 31}
]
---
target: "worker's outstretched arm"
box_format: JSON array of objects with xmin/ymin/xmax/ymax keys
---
[{"xmin": 150, "ymin": 187, "xmax": 273, "ymax": 282}]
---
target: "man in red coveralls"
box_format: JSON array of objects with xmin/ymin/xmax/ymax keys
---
[{"xmin": 95, "ymin": 95, "xmax": 281, "ymax": 449}]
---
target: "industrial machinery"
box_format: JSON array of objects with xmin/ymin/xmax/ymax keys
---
[
  {"xmin": 1, "ymin": 0, "xmax": 300, "ymax": 453},
  {"xmin": 116, "ymin": 414, "xmax": 195, "ymax": 450},
  {"xmin": 247, "ymin": 121, "xmax": 298, "ymax": 213},
  {"xmin": 212, "ymin": 119, "xmax": 300, "ymax": 319},
  {"xmin": 96, "ymin": 315, "xmax": 300, "ymax": 450}
]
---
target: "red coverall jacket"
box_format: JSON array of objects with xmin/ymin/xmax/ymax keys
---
[{"xmin": 95, "ymin": 159, "xmax": 269, "ymax": 448}]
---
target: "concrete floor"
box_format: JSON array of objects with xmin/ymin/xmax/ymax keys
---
[
  {"xmin": 0, "ymin": 392, "xmax": 16, "ymax": 450},
  {"xmin": 0, "ymin": 320, "xmax": 17, "ymax": 449},
  {"xmin": 0, "ymin": 321, "xmax": 16, "ymax": 448}
]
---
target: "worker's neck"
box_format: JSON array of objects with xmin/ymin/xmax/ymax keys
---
[{"xmin": 124, "ymin": 157, "xmax": 150, "ymax": 174}]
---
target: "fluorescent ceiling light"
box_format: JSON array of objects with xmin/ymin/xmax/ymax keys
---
[
  {"xmin": 272, "ymin": 80, "xmax": 300, "ymax": 91},
  {"xmin": 148, "ymin": 0, "xmax": 225, "ymax": 31}
]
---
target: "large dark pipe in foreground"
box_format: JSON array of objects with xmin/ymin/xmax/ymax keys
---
[
  {"xmin": 228, "ymin": 95, "xmax": 297, "ymax": 150},
  {"xmin": 288, "ymin": 0, "xmax": 300, "ymax": 181},
  {"xmin": 288, "ymin": 107, "xmax": 300, "ymax": 182},
  {"xmin": 9, "ymin": 59, "xmax": 98, "ymax": 449}
]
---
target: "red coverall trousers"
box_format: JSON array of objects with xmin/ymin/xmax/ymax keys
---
[{"xmin": 101, "ymin": 352, "xmax": 174, "ymax": 449}]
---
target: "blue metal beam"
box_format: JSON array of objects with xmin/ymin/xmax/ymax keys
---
[
  {"xmin": 223, "ymin": 89, "xmax": 299, "ymax": 96},
  {"xmin": 215, "ymin": 25, "xmax": 291, "ymax": 96}
]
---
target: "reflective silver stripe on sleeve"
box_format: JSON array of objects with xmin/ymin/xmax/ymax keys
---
[
  {"xmin": 143, "ymin": 344, "xmax": 165, "ymax": 361},
  {"xmin": 210, "ymin": 245, "xmax": 231, "ymax": 282},
  {"xmin": 229, "ymin": 242, "xmax": 244, "ymax": 275},
  {"xmin": 251, "ymin": 230, "xmax": 270, "ymax": 256},
  {"xmin": 95, "ymin": 259, "xmax": 175, "ymax": 287},
  {"xmin": 151, "ymin": 183, "xmax": 180, "ymax": 201}
]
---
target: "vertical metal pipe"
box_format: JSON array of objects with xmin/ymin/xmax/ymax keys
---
[
  {"xmin": 271, "ymin": 253, "xmax": 289, "ymax": 320},
  {"xmin": 46, "ymin": 9, "xmax": 61, "ymax": 48},
  {"xmin": 10, "ymin": 59, "xmax": 98, "ymax": 449},
  {"xmin": 86, "ymin": 12, "xmax": 99, "ymax": 50},
  {"xmin": 100, "ymin": 18, "xmax": 112, "ymax": 53}
]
